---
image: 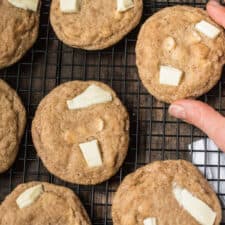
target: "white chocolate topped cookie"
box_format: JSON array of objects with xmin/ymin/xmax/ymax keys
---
[
  {"xmin": 0, "ymin": 0, "xmax": 40, "ymax": 69},
  {"xmin": 136, "ymin": 6, "xmax": 225, "ymax": 103},
  {"xmin": 32, "ymin": 81, "xmax": 129, "ymax": 185},
  {"xmin": 0, "ymin": 182, "xmax": 91, "ymax": 225},
  {"xmin": 112, "ymin": 160, "xmax": 222, "ymax": 225}
]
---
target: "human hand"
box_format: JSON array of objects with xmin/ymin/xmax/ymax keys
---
[{"xmin": 168, "ymin": 0, "xmax": 225, "ymax": 151}]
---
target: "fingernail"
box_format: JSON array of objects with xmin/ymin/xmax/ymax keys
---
[{"xmin": 168, "ymin": 104, "xmax": 186, "ymax": 120}]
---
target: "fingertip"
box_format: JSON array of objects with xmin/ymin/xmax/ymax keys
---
[
  {"xmin": 207, "ymin": 0, "xmax": 220, "ymax": 7},
  {"xmin": 206, "ymin": 0, "xmax": 225, "ymax": 28},
  {"xmin": 169, "ymin": 99, "xmax": 222, "ymax": 129},
  {"xmin": 168, "ymin": 99, "xmax": 201, "ymax": 121},
  {"xmin": 206, "ymin": 0, "xmax": 219, "ymax": 14},
  {"xmin": 170, "ymin": 99, "xmax": 219, "ymax": 120}
]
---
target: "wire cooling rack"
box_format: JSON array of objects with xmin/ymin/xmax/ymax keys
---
[{"xmin": 1, "ymin": 0, "xmax": 225, "ymax": 224}]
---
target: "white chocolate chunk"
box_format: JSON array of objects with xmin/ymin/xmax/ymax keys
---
[
  {"xmin": 173, "ymin": 183, "xmax": 216, "ymax": 225},
  {"xmin": 195, "ymin": 20, "xmax": 221, "ymax": 39},
  {"xmin": 16, "ymin": 184, "xmax": 44, "ymax": 209},
  {"xmin": 60, "ymin": 0, "xmax": 80, "ymax": 13},
  {"xmin": 67, "ymin": 84, "xmax": 112, "ymax": 110},
  {"xmin": 79, "ymin": 140, "xmax": 103, "ymax": 167},
  {"xmin": 117, "ymin": 0, "xmax": 134, "ymax": 12},
  {"xmin": 8, "ymin": 0, "xmax": 39, "ymax": 11},
  {"xmin": 163, "ymin": 37, "xmax": 176, "ymax": 51},
  {"xmin": 143, "ymin": 217, "xmax": 157, "ymax": 225},
  {"xmin": 159, "ymin": 65, "xmax": 183, "ymax": 86}
]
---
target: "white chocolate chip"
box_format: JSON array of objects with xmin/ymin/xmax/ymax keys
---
[
  {"xmin": 60, "ymin": 0, "xmax": 81, "ymax": 13},
  {"xmin": 143, "ymin": 217, "xmax": 157, "ymax": 225},
  {"xmin": 159, "ymin": 65, "xmax": 183, "ymax": 86},
  {"xmin": 163, "ymin": 37, "xmax": 176, "ymax": 51},
  {"xmin": 173, "ymin": 183, "xmax": 216, "ymax": 225},
  {"xmin": 79, "ymin": 140, "xmax": 103, "ymax": 167},
  {"xmin": 96, "ymin": 118, "xmax": 104, "ymax": 132},
  {"xmin": 8, "ymin": 0, "xmax": 39, "ymax": 11},
  {"xmin": 117, "ymin": 0, "xmax": 134, "ymax": 12},
  {"xmin": 16, "ymin": 184, "xmax": 44, "ymax": 209},
  {"xmin": 67, "ymin": 84, "xmax": 112, "ymax": 110},
  {"xmin": 195, "ymin": 20, "xmax": 221, "ymax": 39}
]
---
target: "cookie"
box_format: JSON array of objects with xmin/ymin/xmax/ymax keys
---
[
  {"xmin": 112, "ymin": 160, "xmax": 222, "ymax": 225},
  {"xmin": 32, "ymin": 81, "xmax": 129, "ymax": 185},
  {"xmin": 0, "ymin": 182, "xmax": 91, "ymax": 225},
  {"xmin": 0, "ymin": 79, "xmax": 26, "ymax": 173},
  {"xmin": 50, "ymin": 0, "xmax": 143, "ymax": 50},
  {"xmin": 136, "ymin": 6, "xmax": 225, "ymax": 103},
  {"xmin": 0, "ymin": 0, "xmax": 39, "ymax": 69}
]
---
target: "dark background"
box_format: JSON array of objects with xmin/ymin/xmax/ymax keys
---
[{"xmin": 0, "ymin": 0, "xmax": 225, "ymax": 224}]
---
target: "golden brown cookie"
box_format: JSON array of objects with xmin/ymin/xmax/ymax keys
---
[
  {"xmin": 0, "ymin": 79, "xmax": 26, "ymax": 173},
  {"xmin": 50, "ymin": 0, "xmax": 143, "ymax": 50},
  {"xmin": 112, "ymin": 160, "xmax": 222, "ymax": 225},
  {"xmin": 136, "ymin": 6, "xmax": 225, "ymax": 103},
  {"xmin": 0, "ymin": 182, "xmax": 91, "ymax": 225},
  {"xmin": 0, "ymin": 0, "xmax": 40, "ymax": 69},
  {"xmin": 32, "ymin": 81, "xmax": 129, "ymax": 185}
]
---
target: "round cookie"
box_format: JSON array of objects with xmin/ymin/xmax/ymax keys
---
[
  {"xmin": 0, "ymin": 0, "xmax": 40, "ymax": 69},
  {"xmin": 136, "ymin": 6, "xmax": 225, "ymax": 103},
  {"xmin": 50, "ymin": 0, "xmax": 143, "ymax": 50},
  {"xmin": 32, "ymin": 81, "xmax": 130, "ymax": 185},
  {"xmin": 112, "ymin": 160, "xmax": 222, "ymax": 225},
  {"xmin": 0, "ymin": 182, "xmax": 91, "ymax": 225},
  {"xmin": 0, "ymin": 79, "xmax": 26, "ymax": 173}
]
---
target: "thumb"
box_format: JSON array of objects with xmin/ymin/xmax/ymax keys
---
[
  {"xmin": 207, "ymin": 0, "xmax": 225, "ymax": 28},
  {"xmin": 168, "ymin": 100, "xmax": 225, "ymax": 151}
]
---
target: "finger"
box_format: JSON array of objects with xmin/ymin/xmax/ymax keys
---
[
  {"xmin": 207, "ymin": 0, "xmax": 225, "ymax": 28},
  {"xmin": 168, "ymin": 99, "xmax": 225, "ymax": 151}
]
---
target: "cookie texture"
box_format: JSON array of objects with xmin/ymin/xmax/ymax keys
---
[
  {"xmin": 0, "ymin": 79, "xmax": 26, "ymax": 173},
  {"xmin": 50, "ymin": 0, "xmax": 143, "ymax": 50},
  {"xmin": 32, "ymin": 81, "xmax": 129, "ymax": 184},
  {"xmin": 0, "ymin": 0, "xmax": 39, "ymax": 69},
  {"xmin": 0, "ymin": 182, "xmax": 91, "ymax": 225},
  {"xmin": 136, "ymin": 6, "xmax": 225, "ymax": 103},
  {"xmin": 112, "ymin": 160, "xmax": 222, "ymax": 225}
]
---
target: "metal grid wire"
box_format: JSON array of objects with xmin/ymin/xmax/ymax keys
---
[{"xmin": 0, "ymin": 0, "xmax": 225, "ymax": 224}]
